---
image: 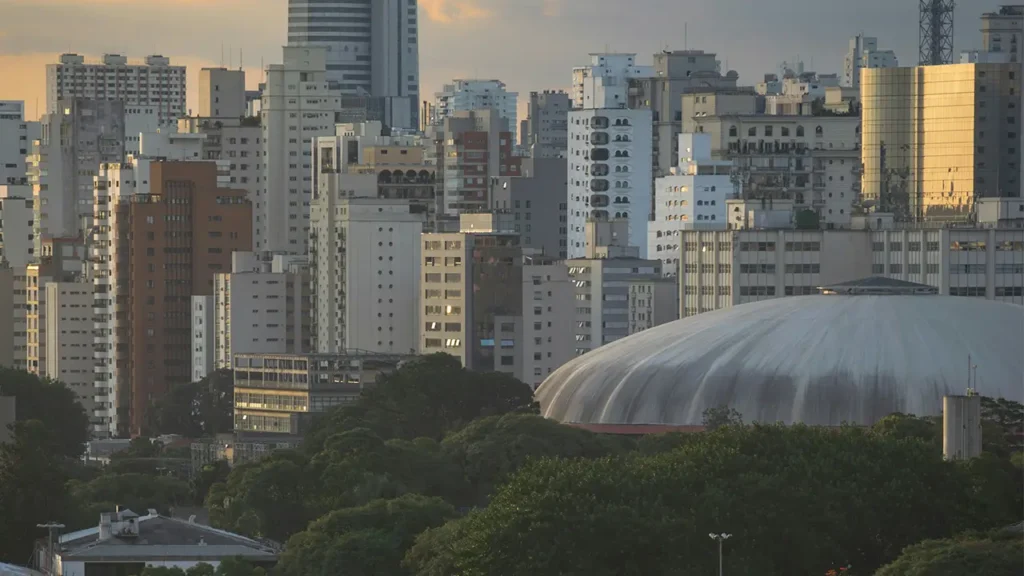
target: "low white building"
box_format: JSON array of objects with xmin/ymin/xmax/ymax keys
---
[
  {"xmin": 647, "ymin": 133, "xmax": 733, "ymax": 275},
  {"xmin": 41, "ymin": 509, "xmax": 277, "ymax": 576}
]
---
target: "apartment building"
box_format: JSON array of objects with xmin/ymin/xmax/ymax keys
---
[
  {"xmin": 213, "ymin": 252, "xmax": 310, "ymax": 370},
  {"xmin": 432, "ymin": 80, "xmax": 519, "ymax": 141},
  {"xmin": 45, "ymin": 281, "xmax": 94, "ymax": 415},
  {"xmin": 491, "ymin": 157, "xmax": 569, "ymax": 259},
  {"xmin": 861, "ymin": 63, "xmax": 1021, "ymax": 222},
  {"xmin": 0, "ymin": 101, "xmax": 39, "ymax": 186},
  {"xmin": 568, "ymin": 221, "xmax": 676, "ymax": 356},
  {"xmin": 627, "ymin": 50, "xmax": 740, "ymax": 176},
  {"xmin": 25, "ymin": 237, "xmax": 86, "ymax": 377},
  {"xmin": 647, "ymin": 133, "xmax": 734, "ymax": 275},
  {"xmin": 0, "ymin": 266, "xmax": 17, "ymax": 369},
  {"xmin": 93, "ymin": 161, "xmax": 251, "ymax": 437},
  {"xmin": 843, "ymin": 35, "xmax": 898, "ymax": 89},
  {"xmin": 517, "ymin": 257, "xmax": 574, "ymax": 389},
  {"xmin": 522, "ymin": 90, "xmax": 569, "ymax": 159},
  {"xmin": 683, "ymin": 91, "xmax": 861, "ymax": 229},
  {"xmin": 434, "ymin": 109, "xmax": 522, "ymax": 216},
  {"xmin": 232, "ymin": 351, "xmax": 409, "ymax": 442},
  {"xmin": 31, "ymin": 99, "xmax": 125, "ymax": 254},
  {"xmin": 261, "ymin": 46, "xmax": 342, "ymax": 253},
  {"xmin": 0, "ymin": 190, "xmax": 35, "ymax": 268},
  {"xmin": 309, "ymin": 193, "xmax": 424, "ymax": 355},
  {"xmin": 46, "ymin": 53, "xmax": 185, "ymax": 125},
  {"xmin": 420, "ymin": 214, "xmax": 527, "ymax": 369},
  {"xmin": 199, "ymin": 68, "xmax": 246, "ymax": 119},
  {"xmin": 191, "ymin": 296, "xmax": 215, "ymax": 383}
]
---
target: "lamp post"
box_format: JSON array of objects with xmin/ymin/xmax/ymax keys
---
[{"xmin": 708, "ymin": 533, "xmax": 732, "ymax": 576}]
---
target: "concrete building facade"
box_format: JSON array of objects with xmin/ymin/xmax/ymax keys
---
[
  {"xmin": 435, "ymin": 109, "xmax": 522, "ymax": 216},
  {"xmin": 309, "ymin": 194, "xmax": 424, "ymax": 355},
  {"xmin": 491, "ymin": 157, "xmax": 569, "ymax": 259},
  {"xmin": 433, "ymin": 80, "xmax": 518, "ymax": 141},
  {"xmin": 843, "ymin": 35, "xmax": 898, "ymax": 89},
  {"xmin": 523, "ymin": 90, "xmax": 569, "ymax": 159},
  {"xmin": 46, "ymin": 53, "xmax": 185, "ymax": 125},
  {"xmin": 261, "ymin": 46, "xmax": 341, "ymax": 253},
  {"xmin": 199, "ymin": 68, "xmax": 247, "ymax": 119},
  {"xmin": 0, "ymin": 101, "xmax": 39, "ymax": 187},
  {"xmin": 44, "ymin": 281, "xmax": 94, "ymax": 415}
]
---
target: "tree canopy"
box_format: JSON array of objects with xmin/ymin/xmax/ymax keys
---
[
  {"xmin": 145, "ymin": 369, "xmax": 234, "ymax": 438},
  {"xmin": 875, "ymin": 529, "xmax": 1023, "ymax": 576},
  {"xmin": 404, "ymin": 424, "xmax": 1017, "ymax": 576},
  {"xmin": 0, "ymin": 367, "xmax": 89, "ymax": 457}
]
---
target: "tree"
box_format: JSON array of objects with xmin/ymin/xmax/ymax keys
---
[
  {"xmin": 701, "ymin": 404, "xmax": 743, "ymax": 430},
  {"xmin": 441, "ymin": 414, "xmax": 622, "ymax": 505},
  {"xmin": 68, "ymin": 472, "xmax": 190, "ymax": 529},
  {"xmin": 871, "ymin": 413, "xmax": 940, "ymax": 447},
  {"xmin": 305, "ymin": 354, "xmax": 537, "ymax": 452},
  {"xmin": 146, "ymin": 369, "xmax": 234, "ymax": 438},
  {"xmin": 0, "ymin": 367, "xmax": 89, "ymax": 457},
  {"xmin": 278, "ymin": 494, "xmax": 456, "ymax": 576},
  {"xmin": 207, "ymin": 450, "xmax": 315, "ymax": 542},
  {"xmin": 875, "ymin": 530, "xmax": 1023, "ymax": 576},
  {"xmin": 981, "ymin": 397, "xmax": 1024, "ymax": 453},
  {"xmin": 193, "ymin": 460, "xmax": 231, "ymax": 505},
  {"xmin": 406, "ymin": 425, "xmax": 1003, "ymax": 576},
  {"xmin": 0, "ymin": 421, "xmax": 77, "ymax": 563}
]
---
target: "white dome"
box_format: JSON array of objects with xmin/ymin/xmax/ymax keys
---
[{"xmin": 537, "ymin": 296, "xmax": 1024, "ymax": 426}]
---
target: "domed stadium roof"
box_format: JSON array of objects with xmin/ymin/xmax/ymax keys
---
[{"xmin": 537, "ymin": 293, "xmax": 1024, "ymax": 426}]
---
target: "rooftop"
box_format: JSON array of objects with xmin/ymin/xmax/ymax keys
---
[{"xmin": 819, "ymin": 276, "xmax": 939, "ymax": 296}]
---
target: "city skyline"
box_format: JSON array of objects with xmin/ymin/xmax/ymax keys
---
[{"xmin": 0, "ymin": 0, "xmax": 1007, "ymax": 121}]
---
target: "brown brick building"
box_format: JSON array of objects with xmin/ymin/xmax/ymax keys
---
[{"xmin": 120, "ymin": 162, "xmax": 251, "ymax": 435}]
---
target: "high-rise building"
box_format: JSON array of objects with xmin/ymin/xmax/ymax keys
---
[
  {"xmin": 861, "ymin": 63, "xmax": 1021, "ymax": 222},
  {"xmin": 0, "ymin": 189, "xmax": 36, "ymax": 268},
  {"xmin": 432, "ymin": 80, "xmax": 519, "ymax": 141},
  {"xmin": 681, "ymin": 91, "xmax": 861, "ymax": 230},
  {"xmin": 199, "ymin": 68, "xmax": 247, "ymax": 119},
  {"xmin": 568, "ymin": 54, "xmax": 653, "ymax": 258},
  {"xmin": 981, "ymin": 5, "xmax": 1022, "ymax": 63},
  {"xmin": 92, "ymin": 161, "xmax": 252, "ymax": 437},
  {"xmin": 212, "ymin": 252, "xmax": 310, "ymax": 371},
  {"xmin": 309, "ymin": 194, "xmax": 424, "ymax": 355},
  {"xmin": 647, "ymin": 134, "xmax": 734, "ymax": 275},
  {"xmin": 0, "ymin": 101, "xmax": 39, "ymax": 186},
  {"xmin": 491, "ymin": 157, "xmax": 569, "ymax": 259},
  {"xmin": 434, "ymin": 109, "xmax": 522, "ymax": 216},
  {"xmin": 843, "ymin": 35, "xmax": 899, "ymax": 88},
  {"xmin": 516, "ymin": 256, "xmax": 574, "ymax": 389},
  {"xmin": 522, "ymin": 90, "xmax": 569, "ymax": 159},
  {"xmin": 261, "ymin": 46, "xmax": 341, "ymax": 253},
  {"xmin": 287, "ymin": 0, "xmax": 419, "ymax": 128},
  {"xmin": 46, "ymin": 54, "xmax": 185, "ymax": 125},
  {"xmin": 0, "ymin": 190, "xmax": 35, "ymax": 372},
  {"xmin": 420, "ymin": 214, "xmax": 526, "ymax": 369},
  {"xmin": 568, "ymin": 220, "xmax": 676, "ymax": 356},
  {"xmin": 26, "ymin": 237, "xmax": 87, "ymax": 379},
  {"xmin": 30, "ymin": 99, "xmax": 125, "ymax": 254},
  {"xmin": 627, "ymin": 50, "xmax": 740, "ymax": 177},
  {"xmin": 44, "ymin": 281, "xmax": 94, "ymax": 415}
]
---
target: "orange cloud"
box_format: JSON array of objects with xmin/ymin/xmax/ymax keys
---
[{"xmin": 420, "ymin": 0, "xmax": 492, "ymax": 24}]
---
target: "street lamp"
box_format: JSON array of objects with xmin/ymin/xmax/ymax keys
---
[{"xmin": 708, "ymin": 533, "xmax": 732, "ymax": 576}]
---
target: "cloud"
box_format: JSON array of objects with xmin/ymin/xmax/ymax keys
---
[{"xmin": 420, "ymin": 0, "xmax": 492, "ymax": 24}]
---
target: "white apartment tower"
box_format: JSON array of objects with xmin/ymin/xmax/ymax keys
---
[
  {"xmin": 44, "ymin": 281, "xmax": 94, "ymax": 416},
  {"xmin": 432, "ymin": 80, "xmax": 519, "ymax": 140},
  {"xmin": 287, "ymin": 0, "xmax": 419, "ymax": 128},
  {"xmin": 0, "ymin": 102, "xmax": 39, "ymax": 186},
  {"xmin": 261, "ymin": 46, "xmax": 341, "ymax": 254},
  {"xmin": 843, "ymin": 35, "xmax": 898, "ymax": 88},
  {"xmin": 309, "ymin": 192, "xmax": 424, "ymax": 355},
  {"xmin": 568, "ymin": 54, "xmax": 653, "ymax": 258},
  {"xmin": 46, "ymin": 54, "xmax": 185, "ymax": 125},
  {"xmin": 647, "ymin": 134, "xmax": 733, "ymax": 275}
]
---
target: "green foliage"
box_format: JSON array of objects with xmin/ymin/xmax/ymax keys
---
[
  {"xmin": 981, "ymin": 396, "xmax": 1024, "ymax": 455},
  {"xmin": 135, "ymin": 559, "xmax": 265, "ymax": 576},
  {"xmin": 145, "ymin": 369, "xmax": 234, "ymax": 438},
  {"xmin": 441, "ymin": 414, "xmax": 621, "ymax": 505},
  {"xmin": 405, "ymin": 425, "xmax": 1002, "ymax": 576},
  {"xmin": 207, "ymin": 450, "xmax": 315, "ymax": 542},
  {"xmin": 0, "ymin": 421, "xmax": 79, "ymax": 563},
  {"xmin": 193, "ymin": 459, "xmax": 231, "ymax": 505},
  {"xmin": 875, "ymin": 530, "xmax": 1024, "ymax": 576},
  {"xmin": 67, "ymin": 472, "xmax": 190, "ymax": 528},
  {"xmin": 871, "ymin": 413, "xmax": 941, "ymax": 447},
  {"xmin": 0, "ymin": 367, "xmax": 89, "ymax": 457},
  {"xmin": 277, "ymin": 494, "xmax": 456, "ymax": 576},
  {"xmin": 701, "ymin": 404, "xmax": 743, "ymax": 430},
  {"xmin": 304, "ymin": 354, "xmax": 537, "ymax": 452}
]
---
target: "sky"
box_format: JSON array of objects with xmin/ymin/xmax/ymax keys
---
[{"xmin": 0, "ymin": 0, "xmax": 1008, "ymax": 121}]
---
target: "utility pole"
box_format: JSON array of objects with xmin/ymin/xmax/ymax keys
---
[
  {"xmin": 36, "ymin": 522, "xmax": 65, "ymax": 576},
  {"xmin": 708, "ymin": 533, "xmax": 732, "ymax": 576}
]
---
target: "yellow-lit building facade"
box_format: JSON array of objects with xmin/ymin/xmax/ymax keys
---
[{"xmin": 861, "ymin": 63, "xmax": 1021, "ymax": 222}]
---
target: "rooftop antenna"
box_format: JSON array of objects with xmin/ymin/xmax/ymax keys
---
[{"xmin": 919, "ymin": 0, "xmax": 956, "ymax": 65}]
